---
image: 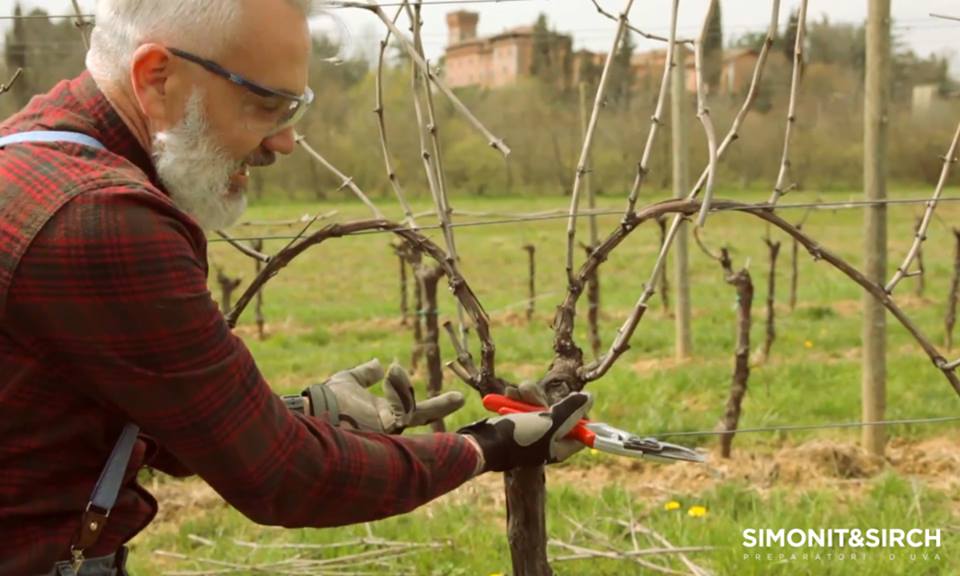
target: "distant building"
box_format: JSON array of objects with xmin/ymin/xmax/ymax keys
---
[
  {"xmin": 719, "ymin": 48, "xmax": 768, "ymax": 95},
  {"xmin": 912, "ymin": 83, "xmax": 940, "ymax": 114},
  {"xmin": 630, "ymin": 46, "xmax": 774, "ymax": 95},
  {"xmin": 443, "ymin": 11, "xmax": 571, "ymax": 89},
  {"xmin": 446, "ymin": 10, "xmax": 479, "ymax": 46},
  {"xmin": 629, "ymin": 46, "xmax": 696, "ymax": 93},
  {"xmin": 444, "ymin": 12, "xmax": 776, "ymax": 96},
  {"xmin": 570, "ymin": 49, "xmax": 606, "ymax": 87}
]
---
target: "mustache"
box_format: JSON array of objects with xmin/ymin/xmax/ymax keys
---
[{"xmin": 245, "ymin": 148, "xmax": 276, "ymax": 168}]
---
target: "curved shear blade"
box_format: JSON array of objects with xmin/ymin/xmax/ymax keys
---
[
  {"xmin": 587, "ymin": 423, "xmax": 706, "ymax": 463},
  {"xmin": 629, "ymin": 438, "xmax": 707, "ymax": 463}
]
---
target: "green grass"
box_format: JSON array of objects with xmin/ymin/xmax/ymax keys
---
[
  {"xmin": 129, "ymin": 189, "xmax": 960, "ymax": 575},
  {"xmin": 133, "ymin": 472, "xmax": 958, "ymax": 575}
]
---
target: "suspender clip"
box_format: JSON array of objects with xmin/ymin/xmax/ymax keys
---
[{"xmin": 70, "ymin": 547, "xmax": 85, "ymax": 573}]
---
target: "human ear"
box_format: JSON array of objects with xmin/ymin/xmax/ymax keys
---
[{"xmin": 129, "ymin": 43, "xmax": 179, "ymax": 127}]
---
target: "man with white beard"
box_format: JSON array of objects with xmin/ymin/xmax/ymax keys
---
[
  {"xmin": 152, "ymin": 91, "xmax": 250, "ymax": 231},
  {"xmin": 0, "ymin": 1, "xmax": 591, "ymax": 574}
]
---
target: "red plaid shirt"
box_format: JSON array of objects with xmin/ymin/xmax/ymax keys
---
[{"xmin": 0, "ymin": 72, "xmax": 478, "ymax": 574}]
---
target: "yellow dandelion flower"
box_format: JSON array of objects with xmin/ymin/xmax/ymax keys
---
[
  {"xmin": 804, "ymin": 340, "xmax": 814, "ymax": 349},
  {"xmin": 688, "ymin": 505, "xmax": 708, "ymax": 517},
  {"xmin": 589, "ymin": 448, "xmax": 599, "ymax": 456},
  {"xmin": 488, "ymin": 573, "xmax": 505, "ymax": 576},
  {"xmin": 664, "ymin": 501, "xmax": 681, "ymax": 511}
]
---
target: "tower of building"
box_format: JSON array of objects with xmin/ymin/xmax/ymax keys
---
[{"xmin": 446, "ymin": 11, "xmax": 479, "ymax": 45}]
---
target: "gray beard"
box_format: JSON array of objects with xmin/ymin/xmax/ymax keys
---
[{"xmin": 152, "ymin": 91, "xmax": 246, "ymax": 231}]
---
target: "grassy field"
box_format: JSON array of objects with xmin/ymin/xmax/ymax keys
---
[{"xmin": 129, "ymin": 189, "xmax": 960, "ymax": 575}]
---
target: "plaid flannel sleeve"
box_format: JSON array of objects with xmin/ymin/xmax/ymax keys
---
[{"xmin": 9, "ymin": 187, "xmax": 479, "ymax": 526}]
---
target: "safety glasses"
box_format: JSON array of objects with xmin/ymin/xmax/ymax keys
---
[{"xmin": 168, "ymin": 47, "xmax": 314, "ymax": 135}]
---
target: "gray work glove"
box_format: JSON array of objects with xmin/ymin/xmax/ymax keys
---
[
  {"xmin": 305, "ymin": 359, "xmax": 465, "ymax": 434},
  {"xmin": 457, "ymin": 392, "xmax": 593, "ymax": 473}
]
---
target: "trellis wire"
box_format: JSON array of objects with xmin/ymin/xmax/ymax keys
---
[
  {"xmin": 0, "ymin": 0, "xmax": 537, "ymax": 21},
  {"xmin": 929, "ymin": 13, "xmax": 960, "ymax": 22},
  {"xmin": 6, "ymin": 7, "xmax": 950, "ymax": 25},
  {"xmin": 207, "ymin": 196, "xmax": 960, "ymax": 244},
  {"xmin": 648, "ymin": 415, "xmax": 960, "ymax": 439}
]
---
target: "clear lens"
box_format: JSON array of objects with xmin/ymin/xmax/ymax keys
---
[{"xmin": 241, "ymin": 87, "xmax": 313, "ymax": 135}]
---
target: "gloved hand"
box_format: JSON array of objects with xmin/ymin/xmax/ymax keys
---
[
  {"xmin": 302, "ymin": 359, "xmax": 465, "ymax": 433},
  {"xmin": 457, "ymin": 392, "xmax": 593, "ymax": 473},
  {"xmin": 504, "ymin": 379, "xmax": 549, "ymax": 405},
  {"xmin": 504, "ymin": 377, "xmax": 577, "ymax": 407}
]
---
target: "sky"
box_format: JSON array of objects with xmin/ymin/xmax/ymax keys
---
[{"xmin": 4, "ymin": 0, "xmax": 959, "ymax": 71}]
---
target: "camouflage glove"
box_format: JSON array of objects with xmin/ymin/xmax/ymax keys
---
[
  {"xmin": 301, "ymin": 359, "xmax": 465, "ymax": 433},
  {"xmin": 457, "ymin": 392, "xmax": 593, "ymax": 473}
]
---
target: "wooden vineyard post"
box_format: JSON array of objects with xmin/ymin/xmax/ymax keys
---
[
  {"xmin": 863, "ymin": 0, "xmax": 891, "ymax": 457},
  {"xmin": 671, "ymin": 41, "xmax": 692, "ymax": 359}
]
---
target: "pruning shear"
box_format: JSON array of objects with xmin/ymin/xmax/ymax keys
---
[{"xmin": 482, "ymin": 394, "xmax": 706, "ymax": 464}]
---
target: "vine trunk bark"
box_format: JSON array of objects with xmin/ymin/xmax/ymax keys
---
[
  {"xmin": 505, "ymin": 467, "xmax": 551, "ymax": 576},
  {"xmin": 719, "ymin": 249, "xmax": 753, "ymax": 458},
  {"xmin": 418, "ymin": 263, "xmax": 446, "ymax": 432}
]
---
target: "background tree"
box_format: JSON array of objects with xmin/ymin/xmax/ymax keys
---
[
  {"xmin": 607, "ymin": 31, "xmax": 635, "ymax": 108},
  {"xmin": 5, "ymin": 2, "xmax": 28, "ymax": 106},
  {"xmin": 575, "ymin": 51, "xmax": 602, "ymax": 95},
  {"xmin": 892, "ymin": 47, "xmax": 951, "ymax": 100},
  {"xmin": 531, "ymin": 14, "xmax": 557, "ymax": 87},
  {"xmin": 530, "ymin": 14, "xmax": 573, "ymax": 91},
  {"xmin": 703, "ymin": 0, "xmax": 723, "ymax": 92},
  {"xmin": 806, "ymin": 15, "xmax": 866, "ymax": 72},
  {"xmin": 782, "ymin": 9, "xmax": 800, "ymax": 63},
  {"xmin": 3, "ymin": 5, "xmax": 86, "ymax": 108}
]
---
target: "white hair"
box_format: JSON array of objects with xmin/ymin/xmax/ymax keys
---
[
  {"xmin": 86, "ymin": 0, "xmax": 313, "ymax": 83},
  {"xmin": 153, "ymin": 89, "xmax": 247, "ymax": 230}
]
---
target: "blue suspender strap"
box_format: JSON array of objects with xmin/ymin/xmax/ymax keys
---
[
  {"xmin": 0, "ymin": 130, "xmax": 105, "ymax": 150},
  {"xmin": 91, "ymin": 423, "xmax": 141, "ymax": 512},
  {"xmin": 71, "ymin": 423, "xmax": 141, "ymax": 571}
]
